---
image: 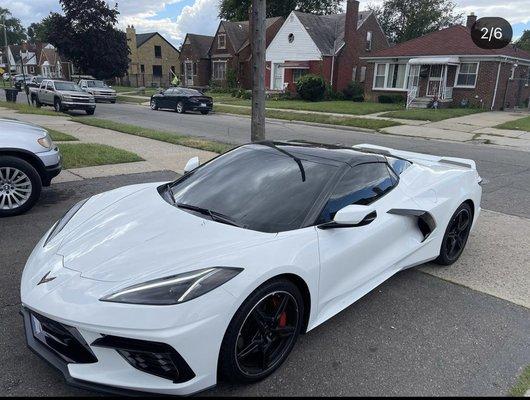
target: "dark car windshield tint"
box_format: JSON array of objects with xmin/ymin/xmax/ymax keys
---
[
  {"xmin": 54, "ymin": 82, "xmax": 83, "ymax": 91},
  {"xmin": 87, "ymin": 80, "xmax": 106, "ymax": 88},
  {"xmin": 170, "ymin": 146, "xmax": 338, "ymax": 233}
]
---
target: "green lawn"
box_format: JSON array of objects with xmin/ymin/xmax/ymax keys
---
[
  {"xmin": 214, "ymin": 105, "xmax": 400, "ymax": 131},
  {"xmin": 210, "ymin": 94, "xmax": 403, "ymax": 115},
  {"xmin": 495, "ymin": 115, "xmax": 530, "ymax": 132},
  {"xmin": 380, "ymin": 108, "xmax": 484, "ymax": 122},
  {"xmin": 47, "ymin": 129, "xmax": 78, "ymax": 142},
  {"xmin": 0, "ymin": 100, "xmax": 69, "ymax": 117},
  {"xmin": 510, "ymin": 365, "xmax": 530, "ymax": 397},
  {"xmin": 72, "ymin": 117, "xmax": 233, "ymax": 154},
  {"xmin": 58, "ymin": 143, "xmax": 143, "ymax": 169}
]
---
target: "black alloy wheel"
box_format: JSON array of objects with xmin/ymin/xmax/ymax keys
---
[
  {"xmin": 219, "ymin": 279, "xmax": 303, "ymax": 383},
  {"xmin": 435, "ymin": 202, "xmax": 473, "ymax": 265}
]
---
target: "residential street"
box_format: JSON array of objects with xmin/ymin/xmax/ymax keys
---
[
  {"xmin": 1, "ymin": 171, "xmax": 529, "ymax": 397},
  {"xmin": 91, "ymin": 102, "xmax": 530, "ymax": 219}
]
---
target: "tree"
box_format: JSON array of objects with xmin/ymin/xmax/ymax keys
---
[
  {"xmin": 515, "ymin": 30, "xmax": 530, "ymax": 52},
  {"xmin": 45, "ymin": 0, "xmax": 129, "ymax": 79},
  {"xmin": 0, "ymin": 8, "xmax": 27, "ymax": 47},
  {"xmin": 219, "ymin": 0, "xmax": 342, "ymax": 21},
  {"xmin": 371, "ymin": 0, "xmax": 462, "ymax": 44},
  {"xmin": 27, "ymin": 19, "xmax": 53, "ymax": 43}
]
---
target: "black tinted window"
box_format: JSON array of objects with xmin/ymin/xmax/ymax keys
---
[
  {"xmin": 317, "ymin": 163, "xmax": 395, "ymax": 224},
  {"xmin": 170, "ymin": 146, "xmax": 338, "ymax": 233}
]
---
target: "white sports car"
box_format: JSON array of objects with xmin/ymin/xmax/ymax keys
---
[{"xmin": 20, "ymin": 142, "xmax": 482, "ymax": 395}]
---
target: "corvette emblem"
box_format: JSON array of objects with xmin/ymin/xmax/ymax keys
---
[{"xmin": 37, "ymin": 271, "xmax": 56, "ymax": 286}]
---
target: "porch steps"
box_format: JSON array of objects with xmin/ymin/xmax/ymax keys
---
[{"xmin": 409, "ymin": 97, "xmax": 452, "ymax": 109}]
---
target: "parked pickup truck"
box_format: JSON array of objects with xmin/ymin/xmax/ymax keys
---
[
  {"xmin": 78, "ymin": 79, "xmax": 117, "ymax": 103},
  {"xmin": 25, "ymin": 76, "xmax": 45, "ymax": 97},
  {"xmin": 35, "ymin": 79, "xmax": 96, "ymax": 114}
]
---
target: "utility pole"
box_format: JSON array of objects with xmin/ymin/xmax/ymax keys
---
[
  {"xmin": 250, "ymin": 0, "xmax": 266, "ymax": 142},
  {"xmin": 2, "ymin": 17, "xmax": 11, "ymax": 78}
]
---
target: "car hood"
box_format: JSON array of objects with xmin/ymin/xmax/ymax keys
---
[
  {"xmin": 60, "ymin": 90, "xmax": 92, "ymax": 97},
  {"xmin": 0, "ymin": 118, "xmax": 48, "ymax": 139},
  {"xmin": 55, "ymin": 183, "xmax": 274, "ymax": 283}
]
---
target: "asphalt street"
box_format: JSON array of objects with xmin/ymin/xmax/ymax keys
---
[
  {"xmin": 89, "ymin": 102, "xmax": 530, "ymax": 219},
  {"xmin": 1, "ymin": 172, "xmax": 529, "ymax": 396}
]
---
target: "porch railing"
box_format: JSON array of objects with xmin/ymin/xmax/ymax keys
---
[{"xmin": 406, "ymin": 86, "xmax": 418, "ymax": 109}]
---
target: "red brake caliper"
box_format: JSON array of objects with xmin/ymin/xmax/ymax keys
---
[{"xmin": 278, "ymin": 311, "xmax": 287, "ymax": 328}]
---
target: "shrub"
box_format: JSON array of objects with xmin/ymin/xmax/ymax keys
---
[
  {"xmin": 343, "ymin": 81, "xmax": 364, "ymax": 102},
  {"xmin": 226, "ymin": 68, "xmax": 238, "ymax": 89},
  {"xmin": 378, "ymin": 94, "xmax": 405, "ymax": 104},
  {"xmin": 296, "ymin": 74, "xmax": 326, "ymax": 102},
  {"xmin": 324, "ymin": 84, "xmax": 345, "ymax": 101}
]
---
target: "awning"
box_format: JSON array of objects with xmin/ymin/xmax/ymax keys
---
[
  {"xmin": 408, "ymin": 57, "xmax": 460, "ymax": 65},
  {"xmin": 278, "ymin": 61, "xmax": 310, "ymax": 69}
]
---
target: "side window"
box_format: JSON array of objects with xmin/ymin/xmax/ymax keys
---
[
  {"xmin": 316, "ymin": 163, "xmax": 396, "ymax": 224},
  {"xmin": 47, "ymin": 82, "xmax": 54, "ymax": 90},
  {"xmin": 386, "ymin": 156, "xmax": 412, "ymax": 175}
]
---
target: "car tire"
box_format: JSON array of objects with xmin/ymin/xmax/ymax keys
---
[
  {"xmin": 35, "ymin": 98, "xmax": 42, "ymax": 108},
  {"xmin": 176, "ymin": 101, "xmax": 186, "ymax": 114},
  {"xmin": 86, "ymin": 109, "xmax": 95, "ymax": 115},
  {"xmin": 218, "ymin": 278, "xmax": 304, "ymax": 384},
  {"xmin": 150, "ymin": 99, "xmax": 158, "ymax": 110},
  {"xmin": 201, "ymin": 110, "xmax": 209, "ymax": 115},
  {"xmin": 54, "ymin": 98, "xmax": 63, "ymax": 113},
  {"xmin": 434, "ymin": 202, "xmax": 473, "ymax": 266},
  {"xmin": 0, "ymin": 156, "xmax": 42, "ymax": 217},
  {"xmin": 110, "ymin": 100, "xmax": 116, "ymax": 104}
]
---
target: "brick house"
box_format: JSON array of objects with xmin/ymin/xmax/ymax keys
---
[
  {"xmin": 209, "ymin": 16, "xmax": 284, "ymax": 89},
  {"xmin": 362, "ymin": 14, "xmax": 530, "ymax": 110},
  {"xmin": 38, "ymin": 44, "xmax": 73, "ymax": 79},
  {"xmin": 265, "ymin": 0, "xmax": 388, "ymax": 92},
  {"xmin": 124, "ymin": 26, "xmax": 180, "ymax": 87},
  {"xmin": 8, "ymin": 43, "xmax": 42, "ymax": 75},
  {"xmin": 180, "ymin": 34, "xmax": 214, "ymax": 88}
]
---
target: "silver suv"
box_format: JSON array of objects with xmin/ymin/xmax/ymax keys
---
[
  {"xmin": 36, "ymin": 79, "xmax": 96, "ymax": 114},
  {"xmin": 78, "ymin": 79, "xmax": 117, "ymax": 103},
  {"xmin": 0, "ymin": 119, "xmax": 62, "ymax": 217}
]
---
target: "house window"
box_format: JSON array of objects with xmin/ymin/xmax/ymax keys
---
[
  {"xmin": 140, "ymin": 64, "xmax": 145, "ymax": 73},
  {"xmin": 154, "ymin": 45, "xmax": 162, "ymax": 58},
  {"xmin": 288, "ymin": 33, "xmax": 295, "ymax": 43},
  {"xmin": 352, "ymin": 66, "xmax": 357, "ymax": 81},
  {"xmin": 212, "ymin": 60, "xmax": 227, "ymax": 80},
  {"xmin": 374, "ymin": 64, "xmax": 386, "ymax": 88},
  {"xmin": 193, "ymin": 62, "xmax": 198, "ymax": 75},
  {"xmin": 152, "ymin": 65, "xmax": 162, "ymax": 76},
  {"xmin": 456, "ymin": 62, "xmax": 478, "ymax": 87},
  {"xmin": 360, "ymin": 66, "xmax": 366, "ymax": 83},
  {"xmin": 366, "ymin": 31, "xmax": 372, "ymax": 51},
  {"xmin": 292, "ymin": 69, "xmax": 307, "ymax": 82},
  {"xmin": 373, "ymin": 63, "xmax": 406, "ymax": 89},
  {"xmin": 218, "ymin": 34, "xmax": 226, "ymax": 50}
]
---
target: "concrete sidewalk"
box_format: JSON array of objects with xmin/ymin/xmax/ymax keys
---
[{"xmin": 0, "ymin": 108, "xmax": 218, "ymax": 182}]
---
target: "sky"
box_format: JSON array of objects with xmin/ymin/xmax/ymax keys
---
[{"xmin": 4, "ymin": 0, "xmax": 530, "ymax": 47}]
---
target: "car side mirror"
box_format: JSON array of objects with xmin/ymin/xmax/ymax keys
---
[
  {"xmin": 318, "ymin": 205, "xmax": 377, "ymax": 229},
  {"xmin": 184, "ymin": 156, "xmax": 199, "ymax": 174}
]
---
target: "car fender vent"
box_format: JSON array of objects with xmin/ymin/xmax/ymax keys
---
[{"xmin": 387, "ymin": 208, "xmax": 436, "ymax": 242}]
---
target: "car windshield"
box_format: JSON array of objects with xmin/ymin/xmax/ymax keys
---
[
  {"xmin": 169, "ymin": 145, "xmax": 339, "ymax": 233},
  {"xmin": 87, "ymin": 80, "xmax": 106, "ymax": 88},
  {"xmin": 54, "ymin": 82, "xmax": 83, "ymax": 91},
  {"xmin": 179, "ymin": 88, "xmax": 203, "ymax": 96}
]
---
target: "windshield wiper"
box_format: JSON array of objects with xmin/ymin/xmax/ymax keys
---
[
  {"xmin": 176, "ymin": 203, "xmax": 241, "ymax": 227},
  {"xmin": 258, "ymin": 141, "xmax": 306, "ymax": 182}
]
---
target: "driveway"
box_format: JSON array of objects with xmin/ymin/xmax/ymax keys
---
[{"xmin": 1, "ymin": 171, "xmax": 529, "ymax": 396}]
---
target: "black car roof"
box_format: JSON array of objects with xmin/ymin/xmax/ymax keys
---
[{"xmin": 248, "ymin": 141, "xmax": 384, "ymax": 166}]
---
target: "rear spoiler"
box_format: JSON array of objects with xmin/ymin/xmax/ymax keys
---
[{"xmin": 353, "ymin": 144, "xmax": 477, "ymax": 170}]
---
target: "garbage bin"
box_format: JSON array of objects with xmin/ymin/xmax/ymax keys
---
[{"xmin": 5, "ymin": 88, "xmax": 19, "ymax": 103}]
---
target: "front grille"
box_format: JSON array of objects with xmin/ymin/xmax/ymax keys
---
[
  {"xmin": 70, "ymin": 97, "xmax": 89, "ymax": 103},
  {"xmin": 92, "ymin": 335, "xmax": 195, "ymax": 383},
  {"xmin": 30, "ymin": 312, "xmax": 97, "ymax": 364}
]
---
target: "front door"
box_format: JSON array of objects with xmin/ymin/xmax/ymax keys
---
[
  {"xmin": 315, "ymin": 163, "xmax": 417, "ymax": 325},
  {"xmin": 426, "ymin": 65, "xmax": 444, "ymax": 97},
  {"xmin": 184, "ymin": 61, "xmax": 194, "ymax": 86},
  {"xmin": 272, "ymin": 63, "xmax": 283, "ymax": 90}
]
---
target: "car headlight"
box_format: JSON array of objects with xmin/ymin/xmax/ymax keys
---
[
  {"xmin": 100, "ymin": 267, "xmax": 243, "ymax": 305},
  {"xmin": 37, "ymin": 133, "xmax": 54, "ymax": 150},
  {"xmin": 44, "ymin": 198, "xmax": 89, "ymax": 246}
]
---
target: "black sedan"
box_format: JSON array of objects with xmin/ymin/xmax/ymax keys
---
[{"xmin": 150, "ymin": 87, "xmax": 213, "ymax": 114}]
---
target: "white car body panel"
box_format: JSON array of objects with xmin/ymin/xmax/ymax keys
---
[{"xmin": 20, "ymin": 144, "xmax": 482, "ymax": 395}]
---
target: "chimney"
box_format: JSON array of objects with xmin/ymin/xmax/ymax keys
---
[
  {"xmin": 344, "ymin": 0, "xmax": 359, "ymax": 48},
  {"xmin": 466, "ymin": 13, "xmax": 477, "ymax": 30}
]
